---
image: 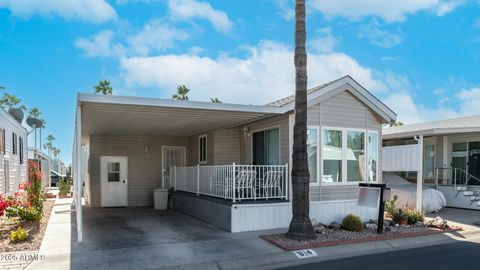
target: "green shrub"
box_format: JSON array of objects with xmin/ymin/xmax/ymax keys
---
[
  {"xmin": 385, "ymin": 195, "xmax": 398, "ymax": 217},
  {"xmin": 341, "ymin": 214, "xmax": 363, "ymax": 232},
  {"xmin": 58, "ymin": 180, "xmax": 71, "ymax": 197},
  {"xmin": 5, "ymin": 206, "xmax": 42, "ymax": 221},
  {"xmin": 404, "ymin": 208, "xmax": 424, "ymax": 224},
  {"xmin": 10, "ymin": 227, "xmax": 28, "ymax": 242}
]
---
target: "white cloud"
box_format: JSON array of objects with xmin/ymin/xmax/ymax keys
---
[
  {"xmin": 435, "ymin": 0, "xmax": 465, "ymax": 16},
  {"xmin": 308, "ymin": 0, "xmax": 463, "ymax": 22},
  {"xmin": 168, "ymin": 0, "xmax": 233, "ymax": 33},
  {"xmin": 358, "ymin": 21, "xmax": 403, "ymax": 48},
  {"xmin": 75, "ymin": 30, "xmax": 125, "ymax": 58},
  {"xmin": 119, "ymin": 40, "xmax": 389, "ymax": 104},
  {"xmin": 0, "ymin": 0, "xmax": 117, "ymax": 23},
  {"xmin": 456, "ymin": 87, "xmax": 480, "ymax": 114},
  {"xmin": 127, "ymin": 19, "xmax": 189, "ymax": 56},
  {"xmin": 308, "ymin": 27, "xmax": 338, "ymax": 53},
  {"xmin": 275, "ymin": 0, "xmax": 294, "ymax": 21}
]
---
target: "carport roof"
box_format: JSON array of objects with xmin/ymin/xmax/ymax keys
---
[{"xmin": 78, "ymin": 93, "xmax": 285, "ymax": 137}]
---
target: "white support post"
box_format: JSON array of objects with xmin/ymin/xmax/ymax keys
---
[
  {"xmin": 414, "ymin": 135, "xmax": 423, "ymax": 211},
  {"xmin": 197, "ymin": 164, "xmax": 200, "ymax": 195},
  {"xmin": 285, "ymin": 163, "xmax": 289, "ymax": 200},
  {"xmin": 174, "ymin": 166, "xmax": 177, "ymax": 190},
  {"xmin": 232, "ymin": 163, "xmax": 236, "ymax": 203},
  {"xmin": 75, "ymin": 105, "xmax": 83, "ymax": 243}
]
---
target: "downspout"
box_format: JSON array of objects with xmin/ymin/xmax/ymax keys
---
[{"xmin": 414, "ymin": 135, "xmax": 423, "ymax": 211}]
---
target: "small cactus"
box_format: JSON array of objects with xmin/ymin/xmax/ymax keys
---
[{"xmin": 341, "ymin": 214, "xmax": 363, "ymax": 232}]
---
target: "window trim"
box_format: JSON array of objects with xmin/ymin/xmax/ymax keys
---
[
  {"xmin": 320, "ymin": 126, "xmax": 379, "ymax": 186},
  {"xmin": 19, "ymin": 137, "xmax": 23, "ymax": 164},
  {"xmin": 12, "ymin": 132, "xmax": 17, "ymax": 155},
  {"xmin": 198, "ymin": 134, "xmax": 208, "ymax": 164},
  {"xmin": 0, "ymin": 128, "xmax": 5, "ymax": 155},
  {"xmin": 366, "ymin": 130, "xmax": 379, "ymax": 183},
  {"xmin": 307, "ymin": 126, "xmax": 320, "ymax": 186}
]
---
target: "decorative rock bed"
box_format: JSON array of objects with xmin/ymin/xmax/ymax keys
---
[{"xmin": 261, "ymin": 217, "xmax": 462, "ymax": 251}]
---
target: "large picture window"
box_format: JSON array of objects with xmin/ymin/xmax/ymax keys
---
[
  {"xmin": 253, "ymin": 128, "xmax": 280, "ymax": 165},
  {"xmin": 199, "ymin": 134, "xmax": 207, "ymax": 164},
  {"xmin": 319, "ymin": 127, "xmax": 379, "ymax": 184}
]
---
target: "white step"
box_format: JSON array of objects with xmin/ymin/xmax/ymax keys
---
[
  {"xmin": 464, "ymin": 191, "xmax": 474, "ymax": 196},
  {"xmin": 478, "ymin": 201, "xmax": 480, "ymax": 206},
  {"xmin": 471, "ymin": 196, "xmax": 480, "ymax": 201},
  {"xmin": 457, "ymin": 186, "xmax": 467, "ymax": 191}
]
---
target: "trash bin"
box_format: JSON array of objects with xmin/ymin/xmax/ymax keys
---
[{"xmin": 153, "ymin": 188, "xmax": 168, "ymax": 210}]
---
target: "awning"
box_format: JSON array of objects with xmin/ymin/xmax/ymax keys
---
[{"xmin": 50, "ymin": 170, "xmax": 66, "ymax": 177}]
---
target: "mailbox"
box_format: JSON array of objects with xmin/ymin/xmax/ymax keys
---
[{"xmin": 358, "ymin": 183, "xmax": 391, "ymax": 234}]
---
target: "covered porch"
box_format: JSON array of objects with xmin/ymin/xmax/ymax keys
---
[{"xmin": 73, "ymin": 93, "xmax": 289, "ymax": 242}]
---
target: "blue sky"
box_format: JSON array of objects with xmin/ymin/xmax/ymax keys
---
[{"xmin": 1, "ymin": 0, "xmax": 480, "ymax": 165}]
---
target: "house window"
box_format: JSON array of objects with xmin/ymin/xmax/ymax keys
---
[
  {"xmin": 0, "ymin": 128, "xmax": 4, "ymax": 155},
  {"xmin": 252, "ymin": 128, "xmax": 280, "ymax": 165},
  {"xmin": 367, "ymin": 132, "xmax": 378, "ymax": 182},
  {"xmin": 321, "ymin": 127, "xmax": 379, "ymax": 184},
  {"xmin": 424, "ymin": 144, "xmax": 435, "ymax": 179},
  {"xmin": 107, "ymin": 162, "xmax": 120, "ymax": 182},
  {"xmin": 322, "ymin": 129, "xmax": 342, "ymax": 183},
  {"xmin": 19, "ymin": 137, "xmax": 23, "ymax": 164},
  {"xmin": 199, "ymin": 134, "xmax": 207, "ymax": 164},
  {"xmin": 12, "ymin": 132, "xmax": 17, "ymax": 155},
  {"xmin": 307, "ymin": 128, "xmax": 319, "ymax": 184}
]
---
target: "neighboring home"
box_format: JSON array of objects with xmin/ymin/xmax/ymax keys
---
[
  {"xmin": 72, "ymin": 75, "xmax": 396, "ymax": 242},
  {"xmin": 382, "ymin": 115, "xmax": 480, "ymax": 210},
  {"xmin": 50, "ymin": 158, "xmax": 67, "ymax": 186},
  {"xmin": 0, "ymin": 108, "xmax": 28, "ymax": 195},
  {"xmin": 28, "ymin": 148, "xmax": 51, "ymax": 188}
]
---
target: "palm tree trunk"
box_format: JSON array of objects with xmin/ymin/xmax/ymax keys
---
[{"xmin": 286, "ymin": 0, "xmax": 315, "ymax": 240}]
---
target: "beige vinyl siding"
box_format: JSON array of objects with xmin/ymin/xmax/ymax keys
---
[
  {"xmin": 89, "ymin": 135, "xmax": 189, "ymax": 207},
  {"xmin": 0, "ymin": 109, "xmax": 28, "ymax": 195},
  {"xmin": 308, "ymin": 90, "xmax": 384, "ymax": 201},
  {"xmin": 239, "ymin": 114, "xmax": 290, "ymax": 165},
  {"xmin": 213, "ymin": 128, "xmax": 241, "ymax": 164}
]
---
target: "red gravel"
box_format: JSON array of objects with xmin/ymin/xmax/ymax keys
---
[{"xmin": 261, "ymin": 225, "xmax": 463, "ymax": 251}]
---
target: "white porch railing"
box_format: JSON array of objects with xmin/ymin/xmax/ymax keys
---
[{"xmin": 172, "ymin": 163, "xmax": 289, "ymax": 202}]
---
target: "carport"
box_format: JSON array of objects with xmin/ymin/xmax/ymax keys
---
[{"xmin": 72, "ymin": 93, "xmax": 285, "ymax": 243}]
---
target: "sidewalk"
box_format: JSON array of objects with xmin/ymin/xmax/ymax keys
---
[{"xmin": 26, "ymin": 198, "xmax": 73, "ymax": 270}]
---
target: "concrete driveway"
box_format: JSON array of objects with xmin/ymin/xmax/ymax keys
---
[{"xmin": 70, "ymin": 207, "xmax": 283, "ymax": 270}]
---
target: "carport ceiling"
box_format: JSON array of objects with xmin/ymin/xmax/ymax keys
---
[{"xmin": 79, "ymin": 94, "xmax": 283, "ymax": 137}]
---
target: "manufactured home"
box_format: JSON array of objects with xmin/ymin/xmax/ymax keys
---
[
  {"xmin": 0, "ymin": 108, "xmax": 28, "ymax": 195},
  {"xmin": 72, "ymin": 76, "xmax": 396, "ymax": 242},
  {"xmin": 28, "ymin": 148, "xmax": 51, "ymax": 188},
  {"xmin": 383, "ymin": 115, "xmax": 480, "ymax": 210}
]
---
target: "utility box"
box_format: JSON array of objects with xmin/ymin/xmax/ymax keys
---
[{"xmin": 153, "ymin": 188, "xmax": 168, "ymax": 210}]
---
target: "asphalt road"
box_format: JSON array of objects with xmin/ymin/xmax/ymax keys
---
[{"xmin": 281, "ymin": 241, "xmax": 480, "ymax": 270}]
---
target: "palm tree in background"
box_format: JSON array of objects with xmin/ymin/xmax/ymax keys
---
[
  {"xmin": 44, "ymin": 134, "xmax": 55, "ymax": 156},
  {"xmin": 29, "ymin": 107, "xmax": 41, "ymax": 118},
  {"xmin": 210, "ymin": 97, "xmax": 222, "ymax": 103},
  {"xmin": 52, "ymin": 147, "xmax": 60, "ymax": 160},
  {"xmin": 387, "ymin": 120, "xmax": 403, "ymax": 127},
  {"xmin": 94, "ymin": 80, "xmax": 113, "ymax": 95},
  {"xmin": 172, "ymin": 85, "xmax": 190, "ymax": 100},
  {"xmin": 286, "ymin": 0, "xmax": 315, "ymax": 240},
  {"xmin": 0, "ymin": 94, "xmax": 26, "ymax": 111}
]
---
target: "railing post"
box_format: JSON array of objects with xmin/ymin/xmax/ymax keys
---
[
  {"xmin": 174, "ymin": 166, "xmax": 177, "ymax": 191},
  {"xmin": 197, "ymin": 164, "xmax": 200, "ymax": 195},
  {"xmin": 232, "ymin": 163, "xmax": 236, "ymax": 203},
  {"xmin": 454, "ymin": 168, "xmax": 457, "ymax": 191},
  {"xmin": 435, "ymin": 168, "xmax": 438, "ymax": 189}
]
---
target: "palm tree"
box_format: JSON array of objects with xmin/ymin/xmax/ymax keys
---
[
  {"xmin": 0, "ymin": 94, "xmax": 26, "ymax": 111},
  {"xmin": 210, "ymin": 97, "xmax": 222, "ymax": 103},
  {"xmin": 286, "ymin": 0, "xmax": 315, "ymax": 240},
  {"xmin": 52, "ymin": 147, "xmax": 60, "ymax": 160},
  {"xmin": 387, "ymin": 120, "xmax": 403, "ymax": 127},
  {"xmin": 172, "ymin": 85, "xmax": 190, "ymax": 100},
  {"xmin": 94, "ymin": 80, "xmax": 113, "ymax": 95},
  {"xmin": 45, "ymin": 135, "xmax": 55, "ymax": 156},
  {"xmin": 29, "ymin": 107, "xmax": 41, "ymax": 118}
]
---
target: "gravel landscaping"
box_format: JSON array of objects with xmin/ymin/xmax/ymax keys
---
[
  {"xmin": 0, "ymin": 200, "xmax": 54, "ymax": 252},
  {"xmin": 261, "ymin": 220, "xmax": 463, "ymax": 251}
]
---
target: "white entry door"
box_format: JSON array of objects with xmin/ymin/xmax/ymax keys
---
[
  {"xmin": 101, "ymin": 156, "xmax": 128, "ymax": 207},
  {"xmin": 162, "ymin": 146, "xmax": 186, "ymax": 188}
]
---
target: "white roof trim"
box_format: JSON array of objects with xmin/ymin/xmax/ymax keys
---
[
  {"xmin": 281, "ymin": 76, "xmax": 396, "ymax": 122},
  {"xmin": 78, "ymin": 93, "xmax": 284, "ymax": 114},
  {"xmin": 383, "ymin": 127, "xmax": 480, "ymax": 140}
]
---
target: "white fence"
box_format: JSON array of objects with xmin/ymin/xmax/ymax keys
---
[
  {"xmin": 173, "ymin": 164, "xmax": 289, "ymax": 202},
  {"xmin": 382, "ymin": 144, "xmax": 419, "ymax": 172}
]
